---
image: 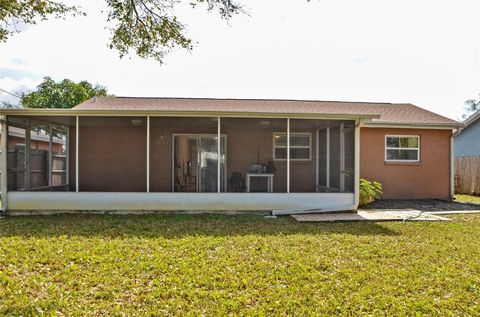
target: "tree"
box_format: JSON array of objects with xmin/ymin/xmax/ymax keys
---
[
  {"xmin": 0, "ymin": 1, "xmax": 83, "ymax": 41},
  {"xmin": 1, "ymin": 0, "xmax": 242, "ymax": 63},
  {"xmin": 21, "ymin": 77, "xmax": 108, "ymax": 109},
  {"xmin": 462, "ymin": 95, "xmax": 480, "ymax": 120}
]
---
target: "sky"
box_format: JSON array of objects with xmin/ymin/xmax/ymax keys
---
[{"xmin": 0, "ymin": 0, "xmax": 479, "ymax": 120}]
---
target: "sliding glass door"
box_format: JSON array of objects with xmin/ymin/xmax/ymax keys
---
[{"xmin": 173, "ymin": 134, "xmax": 226, "ymax": 192}]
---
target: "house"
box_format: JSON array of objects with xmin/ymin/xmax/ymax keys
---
[
  {"xmin": 453, "ymin": 110, "xmax": 480, "ymax": 195},
  {"xmin": 454, "ymin": 110, "xmax": 480, "ymax": 157},
  {"xmin": 0, "ymin": 97, "xmax": 462, "ymax": 214}
]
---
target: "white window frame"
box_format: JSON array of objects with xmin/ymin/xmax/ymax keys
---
[
  {"xmin": 385, "ymin": 135, "xmax": 420, "ymax": 163},
  {"xmin": 273, "ymin": 132, "xmax": 312, "ymax": 161}
]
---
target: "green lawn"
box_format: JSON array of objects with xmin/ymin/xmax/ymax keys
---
[
  {"xmin": 1, "ymin": 214, "xmax": 480, "ymax": 316},
  {"xmin": 455, "ymin": 194, "xmax": 480, "ymax": 204}
]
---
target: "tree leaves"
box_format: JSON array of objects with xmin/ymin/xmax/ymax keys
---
[
  {"xmin": 0, "ymin": 0, "xmax": 243, "ymax": 63},
  {"xmin": 462, "ymin": 96, "xmax": 480, "ymax": 120},
  {"xmin": 106, "ymin": 0, "xmax": 242, "ymax": 63},
  {"xmin": 0, "ymin": 0, "xmax": 83, "ymax": 42},
  {"xmin": 21, "ymin": 77, "xmax": 108, "ymax": 109}
]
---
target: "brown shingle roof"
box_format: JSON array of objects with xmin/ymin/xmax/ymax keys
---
[{"xmin": 73, "ymin": 97, "xmax": 461, "ymax": 127}]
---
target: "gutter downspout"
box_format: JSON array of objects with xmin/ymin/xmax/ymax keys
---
[
  {"xmin": 451, "ymin": 127, "xmax": 463, "ymax": 199},
  {"xmin": 353, "ymin": 118, "xmax": 364, "ymax": 210}
]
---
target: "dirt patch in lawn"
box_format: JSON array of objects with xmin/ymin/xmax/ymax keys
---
[{"xmin": 362, "ymin": 199, "xmax": 480, "ymax": 212}]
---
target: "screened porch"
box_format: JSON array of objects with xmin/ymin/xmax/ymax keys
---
[{"xmin": 1, "ymin": 115, "xmax": 360, "ymax": 213}]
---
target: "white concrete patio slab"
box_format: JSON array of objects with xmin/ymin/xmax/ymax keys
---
[{"xmin": 292, "ymin": 209, "xmax": 451, "ymax": 222}]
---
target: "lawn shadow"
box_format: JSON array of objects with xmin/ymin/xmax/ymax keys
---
[{"xmin": 0, "ymin": 214, "xmax": 400, "ymax": 238}]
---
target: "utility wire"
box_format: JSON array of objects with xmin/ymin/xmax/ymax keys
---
[{"xmin": 0, "ymin": 88, "xmax": 22, "ymax": 99}]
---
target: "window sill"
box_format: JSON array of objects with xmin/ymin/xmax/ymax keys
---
[{"xmin": 384, "ymin": 161, "xmax": 421, "ymax": 166}]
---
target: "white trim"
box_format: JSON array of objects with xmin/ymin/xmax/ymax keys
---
[
  {"xmin": 171, "ymin": 133, "xmax": 175, "ymax": 192},
  {"xmin": 273, "ymin": 132, "xmax": 312, "ymax": 161},
  {"xmin": 364, "ymin": 123, "xmax": 459, "ymax": 130},
  {"xmin": 287, "ymin": 119, "xmax": 290, "ymax": 193},
  {"xmin": 146, "ymin": 116, "xmax": 150, "ymax": 193},
  {"xmin": 384, "ymin": 135, "xmax": 420, "ymax": 163},
  {"xmin": 65, "ymin": 127, "xmax": 70, "ymax": 188},
  {"xmin": 217, "ymin": 117, "xmax": 221, "ymax": 194},
  {"xmin": 75, "ymin": 116, "xmax": 79, "ymax": 192},
  {"xmin": 0, "ymin": 108, "xmax": 380, "ymax": 121},
  {"xmin": 450, "ymin": 133, "xmax": 454, "ymax": 198},
  {"xmin": 25, "ymin": 119, "xmax": 31, "ymax": 190},
  {"xmin": 326, "ymin": 127, "xmax": 330, "ymax": 188},
  {"xmin": 353, "ymin": 119, "xmax": 362, "ymax": 208},
  {"xmin": 48, "ymin": 125, "xmax": 53, "ymax": 187},
  {"xmin": 0, "ymin": 115, "xmax": 7, "ymax": 211},
  {"xmin": 340, "ymin": 123, "xmax": 345, "ymax": 191},
  {"xmin": 315, "ymin": 129, "xmax": 319, "ymax": 189}
]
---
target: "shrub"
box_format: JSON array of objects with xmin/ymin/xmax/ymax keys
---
[{"xmin": 359, "ymin": 178, "xmax": 383, "ymax": 206}]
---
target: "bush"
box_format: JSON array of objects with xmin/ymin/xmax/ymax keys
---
[{"xmin": 359, "ymin": 178, "xmax": 383, "ymax": 206}]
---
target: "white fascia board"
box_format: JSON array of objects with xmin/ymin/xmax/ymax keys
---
[
  {"xmin": 363, "ymin": 122, "xmax": 462, "ymax": 130},
  {"xmin": 0, "ymin": 108, "xmax": 380, "ymax": 121}
]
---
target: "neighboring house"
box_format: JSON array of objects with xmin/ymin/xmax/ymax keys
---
[
  {"xmin": 0, "ymin": 97, "xmax": 462, "ymax": 214},
  {"xmin": 454, "ymin": 110, "xmax": 480, "ymax": 157},
  {"xmin": 453, "ymin": 110, "xmax": 480, "ymax": 195}
]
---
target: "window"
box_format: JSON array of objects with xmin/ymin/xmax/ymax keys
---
[
  {"xmin": 385, "ymin": 135, "xmax": 420, "ymax": 162},
  {"xmin": 273, "ymin": 132, "xmax": 311, "ymax": 161}
]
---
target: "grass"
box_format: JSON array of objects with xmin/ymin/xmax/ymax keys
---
[
  {"xmin": 455, "ymin": 194, "xmax": 480, "ymax": 204},
  {"xmin": 1, "ymin": 214, "xmax": 480, "ymax": 316}
]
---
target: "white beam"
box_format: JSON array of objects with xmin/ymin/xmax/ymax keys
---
[
  {"xmin": 25, "ymin": 119, "xmax": 31, "ymax": 190},
  {"xmin": 65, "ymin": 127, "xmax": 70, "ymax": 187},
  {"xmin": 450, "ymin": 132, "xmax": 454, "ymax": 198},
  {"xmin": 287, "ymin": 118, "xmax": 290, "ymax": 193},
  {"xmin": 315, "ymin": 129, "xmax": 319, "ymax": 191},
  {"xmin": 353, "ymin": 119, "xmax": 362, "ymax": 208},
  {"xmin": 48, "ymin": 124, "xmax": 53, "ymax": 187},
  {"xmin": 217, "ymin": 117, "xmax": 221, "ymax": 193},
  {"xmin": 326, "ymin": 127, "xmax": 330, "ymax": 188},
  {"xmin": 146, "ymin": 116, "xmax": 150, "ymax": 193},
  {"xmin": 75, "ymin": 116, "xmax": 79, "ymax": 192},
  {"xmin": 340, "ymin": 123, "xmax": 345, "ymax": 192},
  {"xmin": 0, "ymin": 116, "xmax": 7, "ymax": 211}
]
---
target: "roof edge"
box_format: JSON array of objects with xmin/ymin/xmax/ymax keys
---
[
  {"xmin": 463, "ymin": 110, "xmax": 480, "ymax": 127},
  {"xmin": 0, "ymin": 108, "xmax": 381, "ymax": 120},
  {"xmin": 76, "ymin": 95, "xmax": 409, "ymax": 107},
  {"xmin": 364, "ymin": 121, "xmax": 463, "ymax": 129}
]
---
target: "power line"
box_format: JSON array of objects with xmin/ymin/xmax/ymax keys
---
[{"xmin": 0, "ymin": 88, "xmax": 22, "ymax": 99}]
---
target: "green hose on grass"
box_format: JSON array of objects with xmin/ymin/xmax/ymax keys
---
[{"xmin": 402, "ymin": 210, "xmax": 426, "ymax": 222}]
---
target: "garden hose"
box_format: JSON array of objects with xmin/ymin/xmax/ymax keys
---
[{"xmin": 402, "ymin": 210, "xmax": 426, "ymax": 222}]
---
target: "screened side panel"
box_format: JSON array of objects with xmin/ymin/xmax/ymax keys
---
[
  {"xmin": 221, "ymin": 118, "xmax": 287, "ymax": 193},
  {"xmin": 51, "ymin": 125, "xmax": 68, "ymax": 187},
  {"xmin": 329, "ymin": 126, "xmax": 341, "ymax": 190},
  {"xmin": 7, "ymin": 126, "xmax": 26, "ymax": 191},
  {"xmin": 79, "ymin": 117, "xmax": 147, "ymax": 192},
  {"xmin": 317, "ymin": 128, "xmax": 327, "ymax": 188},
  {"xmin": 29, "ymin": 121, "xmax": 50, "ymax": 189},
  {"xmin": 289, "ymin": 119, "xmax": 316, "ymax": 193},
  {"xmin": 343, "ymin": 123, "xmax": 355, "ymax": 193}
]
